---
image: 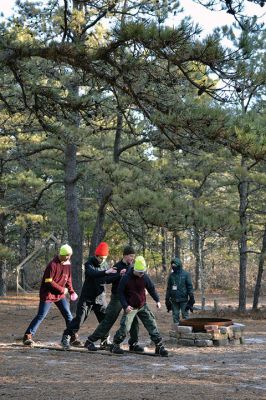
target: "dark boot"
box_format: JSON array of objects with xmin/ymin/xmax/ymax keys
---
[
  {"xmin": 155, "ymin": 342, "xmax": 168, "ymax": 357},
  {"xmin": 85, "ymin": 339, "xmax": 98, "ymax": 351},
  {"xmin": 110, "ymin": 343, "xmax": 124, "ymax": 354},
  {"xmin": 23, "ymin": 333, "xmax": 34, "ymax": 346},
  {"xmin": 129, "ymin": 343, "xmax": 144, "ymax": 353},
  {"xmin": 70, "ymin": 333, "xmax": 82, "ymax": 347}
]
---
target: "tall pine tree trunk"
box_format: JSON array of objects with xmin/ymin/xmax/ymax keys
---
[
  {"xmin": 89, "ymin": 186, "xmax": 112, "ymax": 256},
  {"xmin": 161, "ymin": 227, "xmax": 167, "ymax": 272},
  {"xmin": 0, "ymin": 211, "xmax": 7, "ymax": 296},
  {"xmin": 252, "ymin": 223, "xmax": 266, "ymax": 310},
  {"xmin": 89, "ymin": 110, "xmax": 123, "ymax": 254},
  {"xmin": 238, "ymin": 157, "xmax": 249, "ymax": 312},
  {"xmin": 193, "ymin": 226, "xmax": 205, "ymax": 308},
  {"xmin": 64, "ymin": 143, "xmax": 83, "ymax": 300},
  {"xmin": 174, "ymin": 232, "xmax": 181, "ymax": 259}
]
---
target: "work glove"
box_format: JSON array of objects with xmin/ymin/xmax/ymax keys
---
[
  {"xmin": 165, "ymin": 299, "xmax": 172, "ymax": 313},
  {"xmin": 70, "ymin": 292, "xmax": 78, "ymax": 301},
  {"xmin": 185, "ymin": 294, "xmax": 195, "ymax": 312}
]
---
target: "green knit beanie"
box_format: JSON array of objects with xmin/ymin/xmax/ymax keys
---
[{"xmin": 134, "ymin": 256, "xmax": 147, "ymax": 272}]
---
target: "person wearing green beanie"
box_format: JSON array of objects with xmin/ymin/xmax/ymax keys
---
[
  {"xmin": 110, "ymin": 255, "xmax": 168, "ymax": 356},
  {"xmin": 23, "ymin": 244, "xmax": 77, "ymax": 346},
  {"xmin": 165, "ymin": 257, "xmax": 195, "ymax": 324}
]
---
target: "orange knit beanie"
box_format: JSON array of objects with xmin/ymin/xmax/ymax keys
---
[{"xmin": 95, "ymin": 242, "xmax": 109, "ymax": 256}]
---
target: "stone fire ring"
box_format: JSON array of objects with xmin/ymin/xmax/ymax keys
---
[{"xmin": 179, "ymin": 317, "xmax": 233, "ymax": 332}]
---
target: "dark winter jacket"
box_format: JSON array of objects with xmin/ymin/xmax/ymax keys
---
[
  {"xmin": 166, "ymin": 268, "xmax": 194, "ymax": 303},
  {"xmin": 79, "ymin": 256, "xmax": 109, "ymax": 303},
  {"xmin": 118, "ymin": 268, "xmax": 160, "ymax": 310},
  {"xmin": 39, "ymin": 255, "xmax": 75, "ymax": 302},
  {"xmin": 105, "ymin": 259, "xmax": 133, "ymax": 295}
]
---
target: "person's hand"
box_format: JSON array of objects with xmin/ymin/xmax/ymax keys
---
[
  {"xmin": 125, "ymin": 305, "xmax": 134, "ymax": 313},
  {"xmin": 70, "ymin": 292, "xmax": 78, "ymax": 301},
  {"xmin": 185, "ymin": 295, "xmax": 195, "ymax": 312},
  {"xmin": 185, "ymin": 303, "xmax": 194, "ymax": 312},
  {"xmin": 106, "ymin": 267, "xmax": 117, "ymax": 274},
  {"xmin": 165, "ymin": 299, "xmax": 172, "ymax": 312},
  {"xmin": 120, "ymin": 268, "xmax": 126, "ymax": 276},
  {"xmin": 156, "ymin": 302, "xmax": 161, "ymax": 309}
]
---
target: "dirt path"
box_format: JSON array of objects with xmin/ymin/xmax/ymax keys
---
[{"xmin": 0, "ymin": 292, "xmax": 265, "ymax": 400}]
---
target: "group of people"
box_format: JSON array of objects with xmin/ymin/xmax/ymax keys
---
[{"xmin": 23, "ymin": 241, "xmax": 195, "ymax": 357}]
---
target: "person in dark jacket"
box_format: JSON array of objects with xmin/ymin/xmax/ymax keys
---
[
  {"xmin": 85, "ymin": 245, "xmax": 142, "ymax": 352},
  {"xmin": 110, "ymin": 256, "xmax": 168, "ymax": 356},
  {"xmin": 165, "ymin": 257, "xmax": 195, "ymax": 324},
  {"xmin": 60, "ymin": 242, "xmax": 116, "ymax": 349},
  {"xmin": 23, "ymin": 244, "xmax": 78, "ymax": 346}
]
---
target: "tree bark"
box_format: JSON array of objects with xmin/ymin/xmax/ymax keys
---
[
  {"xmin": 89, "ymin": 109, "xmax": 123, "ymax": 255},
  {"xmin": 89, "ymin": 186, "xmax": 113, "ymax": 256},
  {"xmin": 193, "ymin": 226, "xmax": 205, "ymax": 308},
  {"xmin": 0, "ymin": 211, "xmax": 7, "ymax": 296},
  {"xmin": 238, "ymin": 157, "xmax": 249, "ymax": 312},
  {"xmin": 174, "ymin": 232, "xmax": 181, "ymax": 259},
  {"xmin": 252, "ymin": 223, "xmax": 266, "ymax": 310},
  {"xmin": 161, "ymin": 227, "xmax": 167, "ymax": 273},
  {"xmin": 64, "ymin": 143, "xmax": 83, "ymax": 301}
]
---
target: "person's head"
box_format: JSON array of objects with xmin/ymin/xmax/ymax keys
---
[
  {"xmin": 95, "ymin": 242, "xmax": 109, "ymax": 264},
  {"xmin": 133, "ymin": 255, "xmax": 147, "ymax": 277},
  {"xmin": 122, "ymin": 245, "xmax": 135, "ymax": 265},
  {"xmin": 171, "ymin": 257, "xmax": 183, "ymax": 273},
  {"xmin": 59, "ymin": 244, "xmax": 73, "ymax": 263}
]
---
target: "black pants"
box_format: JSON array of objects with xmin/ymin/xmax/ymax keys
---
[{"xmin": 63, "ymin": 297, "xmax": 107, "ymax": 340}]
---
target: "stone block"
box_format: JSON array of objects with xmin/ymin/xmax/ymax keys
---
[
  {"xmin": 219, "ymin": 326, "xmax": 234, "ymax": 338},
  {"xmin": 195, "ymin": 339, "xmax": 213, "ymax": 347},
  {"xmin": 213, "ymin": 339, "xmax": 229, "ymax": 346},
  {"xmin": 194, "ymin": 332, "xmax": 213, "ymax": 340},
  {"xmin": 177, "ymin": 338, "xmax": 195, "ymax": 346},
  {"xmin": 212, "ymin": 332, "xmax": 228, "ymax": 340},
  {"xmin": 176, "ymin": 326, "xmax": 193, "ymax": 334},
  {"xmin": 180, "ymin": 333, "xmax": 196, "ymax": 340}
]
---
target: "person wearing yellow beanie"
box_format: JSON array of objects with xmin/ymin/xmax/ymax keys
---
[
  {"xmin": 109, "ymin": 255, "xmax": 168, "ymax": 357},
  {"xmin": 23, "ymin": 244, "xmax": 77, "ymax": 346}
]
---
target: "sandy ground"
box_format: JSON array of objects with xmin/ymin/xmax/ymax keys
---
[{"xmin": 0, "ymin": 290, "xmax": 265, "ymax": 400}]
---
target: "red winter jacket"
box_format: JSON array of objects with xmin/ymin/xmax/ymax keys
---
[{"xmin": 39, "ymin": 255, "xmax": 75, "ymax": 302}]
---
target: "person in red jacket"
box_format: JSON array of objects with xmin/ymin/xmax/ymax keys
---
[{"xmin": 23, "ymin": 244, "xmax": 78, "ymax": 346}]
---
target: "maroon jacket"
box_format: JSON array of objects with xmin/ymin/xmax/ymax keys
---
[
  {"xmin": 118, "ymin": 268, "xmax": 160, "ymax": 310},
  {"xmin": 39, "ymin": 255, "xmax": 75, "ymax": 302}
]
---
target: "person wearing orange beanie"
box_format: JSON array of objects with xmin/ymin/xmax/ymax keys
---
[
  {"xmin": 61, "ymin": 242, "xmax": 117, "ymax": 349},
  {"xmin": 95, "ymin": 242, "xmax": 109, "ymax": 257}
]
